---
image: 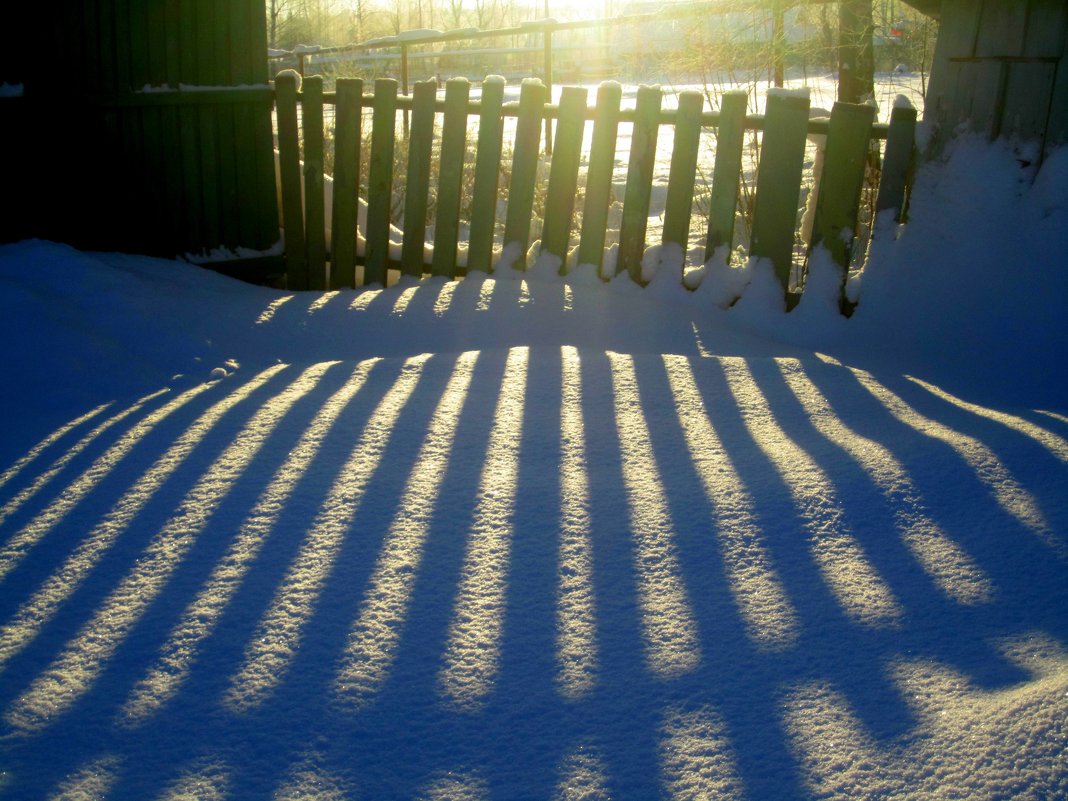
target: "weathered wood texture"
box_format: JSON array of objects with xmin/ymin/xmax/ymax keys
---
[
  {"xmin": 924, "ymin": 0, "xmax": 1068, "ymax": 153},
  {"xmin": 260, "ymin": 74, "xmax": 906, "ymax": 313},
  {"xmin": 0, "ymin": 0, "xmax": 278, "ymax": 261}
]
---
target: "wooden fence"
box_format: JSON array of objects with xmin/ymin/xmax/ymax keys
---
[{"xmin": 274, "ymin": 71, "xmax": 916, "ymax": 309}]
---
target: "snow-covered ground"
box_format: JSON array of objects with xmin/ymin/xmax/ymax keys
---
[{"xmin": 0, "ymin": 136, "xmax": 1065, "ymax": 800}]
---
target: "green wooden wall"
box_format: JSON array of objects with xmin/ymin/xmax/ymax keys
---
[
  {"xmin": 925, "ymin": 0, "xmax": 1068, "ymax": 152},
  {"xmin": 0, "ymin": 0, "xmax": 277, "ymax": 260}
]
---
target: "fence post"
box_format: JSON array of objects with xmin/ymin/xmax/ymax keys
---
[
  {"xmin": 365, "ymin": 78, "xmax": 398, "ymax": 287},
  {"xmin": 275, "ymin": 70, "xmax": 306, "ymax": 289},
  {"xmin": 503, "ymin": 78, "xmax": 547, "ymax": 264},
  {"xmin": 432, "ymin": 78, "xmax": 472, "ymax": 278},
  {"xmin": 331, "ymin": 78, "xmax": 363, "ymax": 289},
  {"xmin": 617, "ymin": 84, "xmax": 662, "ymax": 285},
  {"xmin": 750, "ymin": 90, "xmax": 809, "ymax": 299},
  {"xmin": 661, "ymin": 90, "xmax": 704, "ymax": 254},
  {"xmin": 705, "ymin": 90, "xmax": 747, "ymax": 260},
  {"xmin": 809, "ymin": 101, "xmax": 875, "ymax": 270},
  {"xmin": 302, "ymin": 74, "xmax": 327, "ymax": 290},
  {"xmin": 400, "ymin": 80, "xmax": 437, "ymax": 277},
  {"xmin": 576, "ymin": 81, "xmax": 622, "ymax": 273},
  {"xmin": 875, "ymin": 101, "xmax": 917, "ymax": 222},
  {"xmin": 540, "ymin": 85, "xmax": 588, "ymax": 266},
  {"xmin": 466, "ymin": 76, "xmax": 506, "ymax": 274}
]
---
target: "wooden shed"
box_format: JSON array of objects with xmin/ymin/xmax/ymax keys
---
[
  {"xmin": 909, "ymin": 0, "xmax": 1068, "ymax": 152},
  {"xmin": 0, "ymin": 1, "xmax": 279, "ymax": 272}
]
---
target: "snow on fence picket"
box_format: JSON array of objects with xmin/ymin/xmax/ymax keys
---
[{"xmin": 274, "ymin": 69, "xmax": 916, "ymax": 310}]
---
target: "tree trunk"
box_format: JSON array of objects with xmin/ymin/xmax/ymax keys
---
[{"xmin": 839, "ymin": 0, "xmax": 874, "ymax": 103}]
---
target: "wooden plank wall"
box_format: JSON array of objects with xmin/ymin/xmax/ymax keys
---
[
  {"xmin": 925, "ymin": 0, "xmax": 1068, "ymax": 153},
  {"xmin": 0, "ymin": 0, "xmax": 278, "ymax": 260}
]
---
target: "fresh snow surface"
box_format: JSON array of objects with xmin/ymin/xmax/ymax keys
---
[{"xmin": 0, "ymin": 139, "xmax": 1066, "ymax": 800}]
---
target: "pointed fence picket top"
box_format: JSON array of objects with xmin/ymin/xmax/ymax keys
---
[{"xmin": 270, "ymin": 72, "xmax": 913, "ymax": 307}]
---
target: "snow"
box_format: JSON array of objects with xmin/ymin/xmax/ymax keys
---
[{"xmin": 0, "ymin": 138, "xmax": 1066, "ymax": 800}]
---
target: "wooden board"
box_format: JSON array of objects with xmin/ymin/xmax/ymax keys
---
[
  {"xmin": 540, "ymin": 85, "xmax": 589, "ymax": 264},
  {"xmin": 502, "ymin": 79, "xmax": 547, "ymax": 262},
  {"xmin": 705, "ymin": 91, "xmax": 747, "ymax": 259},
  {"xmin": 617, "ymin": 85, "xmax": 662, "ymax": 284},
  {"xmin": 576, "ymin": 81, "xmax": 622, "ymax": 272},
  {"xmin": 302, "ymin": 75, "xmax": 327, "ymax": 290},
  {"xmin": 331, "ymin": 78, "xmax": 363, "ymax": 289},
  {"xmin": 466, "ymin": 76, "xmax": 506, "ymax": 274},
  {"xmin": 661, "ymin": 90, "xmax": 703, "ymax": 252},
  {"xmin": 432, "ymin": 78, "xmax": 472, "ymax": 278},
  {"xmin": 365, "ymin": 79, "xmax": 398, "ymax": 287},
  {"xmin": 749, "ymin": 91, "xmax": 809, "ymax": 294},
  {"xmin": 400, "ymin": 80, "xmax": 437, "ymax": 277}
]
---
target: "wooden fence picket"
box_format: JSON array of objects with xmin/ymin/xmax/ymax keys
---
[
  {"xmin": 365, "ymin": 78, "xmax": 398, "ymax": 286},
  {"xmin": 466, "ymin": 76, "xmax": 506, "ymax": 274},
  {"xmin": 275, "ymin": 70, "xmax": 306, "ymax": 289},
  {"xmin": 330, "ymin": 77, "xmax": 362, "ymax": 289},
  {"xmin": 503, "ymin": 79, "xmax": 548, "ymax": 261},
  {"xmin": 705, "ymin": 90, "xmax": 747, "ymax": 259},
  {"xmin": 750, "ymin": 91, "xmax": 810, "ymax": 298},
  {"xmin": 401, "ymin": 80, "xmax": 437, "ymax": 277},
  {"xmin": 431, "ymin": 78, "xmax": 472, "ymax": 278},
  {"xmin": 617, "ymin": 85, "xmax": 663, "ymax": 284},
  {"xmin": 875, "ymin": 103, "xmax": 917, "ymax": 222},
  {"xmin": 576, "ymin": 81, "xmax": 622, "ymax": 273},
  {"xmin": 302, "ymin": 75, "xmax": 327, "ymax": 290},
  {"xmin": 809, "ymin": 101, "xmax": 876, "ymax": 272},
  {"xmin": 661, "ymin": 90, "xmax": 704, "ymax": 253},
  {"xmin": 540, "ymin": 85, "xmax": 589, "ymax": 265}
]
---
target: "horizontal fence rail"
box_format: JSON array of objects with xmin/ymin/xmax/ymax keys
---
[{"xmin": 274, "ymin": 70, "xmax": 916, "ymax": 311}]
